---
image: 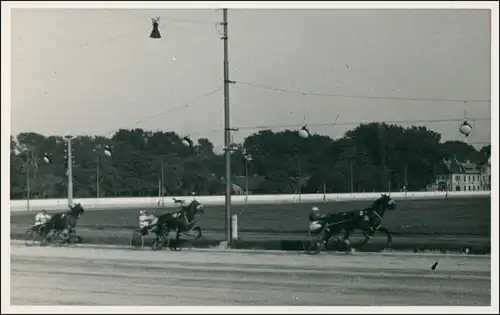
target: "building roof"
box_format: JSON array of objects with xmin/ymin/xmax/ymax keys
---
[{"xmin": 438, "ymin": 157, "xmax": 482, "ymax": 174}]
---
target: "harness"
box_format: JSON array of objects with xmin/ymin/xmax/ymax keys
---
[{"xmin": 366, "ymin": 207, "xmax": 383, "ymax": 227}]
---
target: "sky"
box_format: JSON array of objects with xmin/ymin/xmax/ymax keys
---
[{"xmin": 10, "ymin": 8, "xmax": 492, "ymax": 150}]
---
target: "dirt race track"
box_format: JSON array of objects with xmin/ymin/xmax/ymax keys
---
[
  {"xmin": 9, "ymin": 242, "xmax": 491, "ymax": 306},
  {"xmin": 11, "ymin": 196, "xmax": 491, "ymax": 237}
]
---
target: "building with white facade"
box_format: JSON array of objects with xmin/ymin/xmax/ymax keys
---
[{"xmin": 434, "ymin": 157, "xmax": 491, "ymax": 192}]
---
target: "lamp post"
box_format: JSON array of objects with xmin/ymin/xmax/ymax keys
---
[
  {"xmin": 94, "ymin": 145, "xmax": 112, "ymax": 198},
  {"xmin": 349, "ymin": 158, "xmax": 354, "ymax": 194},
  {"xmin": 64, "ymin": 135, "xmax": 74, "ymax": 207},
  {"xmin": 160, "ymin": 156, "xmax": 165, "ymax": 207},
  {"xmin": 19, "ymin": 148, "xmax": 53, "ymax": 211},
  {"xmin": 242, "ymin": 150, "xmax": 252, "ymax": 202},
  {"xmin": 297, "ymin": 156, "xmax": 302, "ymax": 202},
  {"xmin": 20, "ymin": 148, "xmax": 35, "ymax": 212}
]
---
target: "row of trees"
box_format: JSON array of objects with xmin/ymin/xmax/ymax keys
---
[{"xmin": 10, "ymin": 123, "xmax": 490, "ymax": 199}]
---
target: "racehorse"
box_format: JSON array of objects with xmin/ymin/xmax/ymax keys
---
[
  {"xmin": 152, "ymin": 198, "xmax": 204, "ymax": 250},
  {"xmin": 307, "ymin": 194, "xmax": 396, "ymax": 253},
  {"xmin": 41, "ymin": 203, "xmax": 85, "ymax": 245}
]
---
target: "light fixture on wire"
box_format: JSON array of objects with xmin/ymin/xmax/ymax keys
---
[
  {"xmin": 43, "ymin": 153, "xmax": 52, "ymax": 164},
  {"xmin": 298, "ymin": 125, "xmax": 310, "ymax": 139},
  {"xmin": 182, "ymin": 136, "xmax": 193, "ymax": 148},
  {"xmin": 150, "ymin": 17, "xmax": 161, "ymax": 39},
  {"xmin": 459, "ymin": 109, "xmax": 473, "ymax": 137},
  {"xmin": 103, "ymin": 145, "xmax": 112, "ymax": 157},
  {"xmin": 242, "ymin": 148, "xmax": 252, "ymax": 162},
  {"xmin": 459, "ymin": 120, "xmax": 473, "ymax": 137}
]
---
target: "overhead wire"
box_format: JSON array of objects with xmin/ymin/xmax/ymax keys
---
[
  {"xmin": 233, "ymin": 117, "xmax": 492, "ymax": 131},
  {"xmin": 233, "ymin": 81, "xmax": 491, "ymax": 104},
  {"xmin": 192, "ymin": 117, "xmax": 491, "ymax": 137},
  {"xmin": 15, "ymin": 26, "xmax": 148, "ymax": 66},
  {"xmin": 102, "ymin": 87, "xmax": 223, "ymax": 137},
  {"xmin": 14, "ymin": 9, "xmax": 221, "ymax": 66},
  {"xmin": 97, "ymin": 8, "xmax": 220, "ymax": 26}
]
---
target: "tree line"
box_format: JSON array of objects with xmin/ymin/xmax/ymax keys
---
[{"xmin": 10, "ymin": 122, "xmax": 490, "ymax": 199}]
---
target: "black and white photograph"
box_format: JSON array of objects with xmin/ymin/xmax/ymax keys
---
[{"xmin": 1, "ymin": 1, "xmax": 498, "ymax": 313}]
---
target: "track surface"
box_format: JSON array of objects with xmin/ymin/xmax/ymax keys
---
[
  {"xmin": 10, "ymin": 242, "xmax": 491, "ymax": 306},
  {"xmin": 10, "ymin": 197, "xmax": 491, "ymax": 237}
]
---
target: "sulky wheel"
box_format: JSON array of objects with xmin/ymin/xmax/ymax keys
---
[
  {"xmin": 302, "ymin": 232, "xmax": 323, "ymax": 255},
  {"xmin": 24, "ymin": 227, "xmax": 38, "ymax": 247},
  {"xmin": 130, "ymin": 230, "xmax": 145, "ymax": 250}
]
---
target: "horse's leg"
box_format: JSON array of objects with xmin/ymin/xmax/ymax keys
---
[
  {"xmin": 167, "ymin": 228, "xmax": 176, "ymax": 250},
  {"xmin": 342, "ymin": 228, "xmax": 354, "ymax": 252},
  {"xmin": 162, "ymin": 228, "xmax": 172, "ymax": 250},
  {"xmin": 166, "ymin": 228, "xmax": 177, "ymax": 250},
  {"xmin": 42, "ymin": 228, "xmax": 54, "ymax": 245},
  {"xmin": 375, "ymin": 225, "xmax": 393, "ymax": 245},
  {"xmin": 158, "ymin": 228, "xmax": 167, "ymax": 246},
  {"xmin": 64, "ymin": 227, "xmax": 74, "ymax": 244},
  {"xmin": 59, "ymin": 228, "xmax": 69, "ymax": 243},
  {"xmin": 172, "ymin": 230, "xmax": 182, "ymax": 249}
]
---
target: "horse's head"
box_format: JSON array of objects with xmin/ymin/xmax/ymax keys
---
[
  {"xmin": 189, "ymin": 199, "xmax": 204, "ymax": 215},
  {"xmin": 372, "ymin": 194, "xmax": 396, "ymax": 213},
  {"xmin": 69, "ymin": 203, "xmax": 85, "ymax": 218}
]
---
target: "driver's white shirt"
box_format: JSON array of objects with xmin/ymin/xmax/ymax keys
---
[
  {"xmin": 34, "ymin": 213, "xmax": 51, "ymax": 226},
  {"xmin": 139, "ymin": 214, "xmax": 157, "ymax": 228},
  {"xmin": 309, "ymin": 221, "xmax": 323, "ymax": 231}
]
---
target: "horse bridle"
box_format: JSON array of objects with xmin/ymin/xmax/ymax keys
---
[{"xmin": 371, "ymin": 198, "xmax": 394, "ymax": 221}]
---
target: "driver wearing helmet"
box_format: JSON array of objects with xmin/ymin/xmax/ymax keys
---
[
  {"xmin": 34, "ymin": 209, "xmax": 51, "ymax": 226},
  {"xmin": 138, "ymin": 209, "xmax": 158, "ymax": 235},
  {"xmin": 34, "ymin": 210, "xmax": 51, "ymax": 235},
  {"xmin": 308, "ymin": 206, "xmax": 328, "ymax": 233}
]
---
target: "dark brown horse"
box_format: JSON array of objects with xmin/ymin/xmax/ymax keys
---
[
  {"xmin": 316, "ymin": 194, "xmax": 396, "ymax": 251},
  {"xmin": 152, "ymin": 198, "xmax": 204, "ymax": 250},
  {"xmin": 41, "ymin": 203, "xmax": 85, "ymax": 245}
]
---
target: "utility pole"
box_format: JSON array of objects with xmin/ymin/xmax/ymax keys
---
[
  {"xmin": 222, "ymin": 8, "xmax": 233, "ymax": 248},
  {"xmin": 65, "ymin": 135, "xmax": 74, "ymax": 207},
  {"xmin": 404, "ymin": 163, "xmax": 408, "ymax": 196},
  {"xmin": 350, "ymin": 158, "xmax": 354, "ymax": 194},
  {"xmin": 245, "ymin": 160, "xmax": 249, "ymax": 198},
  {"xmin": 161, "ymin": 157, "xmax": 165, "ymax": 207},
  {"xmin": 26, "ymin": 158, "xmax": 30, "ymax": 211},
  {"xmin": 298, "ymin": 157, "xmax": 302, "ymax": 202},
  {"xmin": 96, "ymin": 155, "xmax": 100, "ymax": 198}
]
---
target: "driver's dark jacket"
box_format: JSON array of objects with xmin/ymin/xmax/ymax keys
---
[{"xmin": 309, "ymin": 211, "xmax": 327, "ymax": 222}]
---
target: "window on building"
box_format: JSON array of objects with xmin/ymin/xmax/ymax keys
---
[
  {"xmin": 455, "ymin": 175, "xmax": 460, "ymax": 182},
  {"xmin": 473, "ymin": 186, "xmax": 476, "ymax": 191}
]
